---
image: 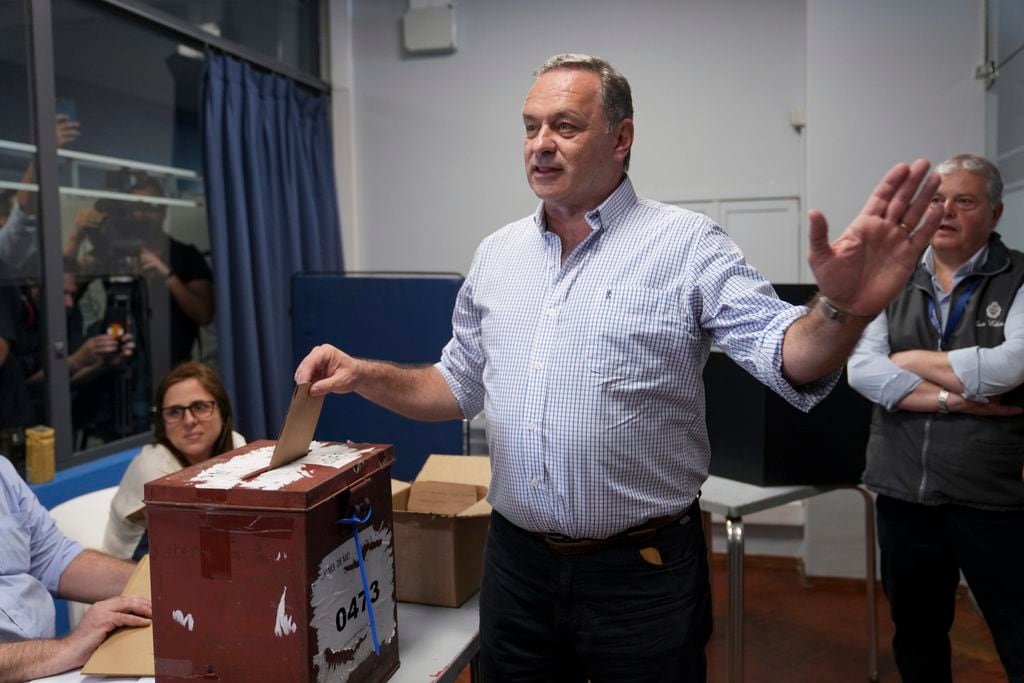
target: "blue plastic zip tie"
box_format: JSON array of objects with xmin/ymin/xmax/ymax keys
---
[{"xmin": 337, "ymin": 506, "xmax": 380, "ymax": 656}]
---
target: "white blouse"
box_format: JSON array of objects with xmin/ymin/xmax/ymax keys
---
[{"xmin": 102, "ymin": 432, "xmax": 246, "ymax": 559}]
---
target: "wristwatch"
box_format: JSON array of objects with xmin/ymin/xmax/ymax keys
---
[
  {"xmin": 937, "ymin": 389, "xmax": 950, "ymax": 414},
  {"xmin": 815, "ymin": 296, "xmax": 876, "ymax": 324}
]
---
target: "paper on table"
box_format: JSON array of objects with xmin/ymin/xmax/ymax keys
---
[{"xmin": 81, "ymin": 556, "xmax": 153, "ymax": 677}]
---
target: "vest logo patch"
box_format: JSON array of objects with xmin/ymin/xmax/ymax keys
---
[
  {"xmin": 977, "ymin": 301, "xmax": 1006, "ymax": 327},
  {"xmin": 986, "ymin": 301, "xmax": 1002, "ymax": 320}
]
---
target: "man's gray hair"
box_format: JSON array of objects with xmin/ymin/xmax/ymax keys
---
[
  {"xmin": 535, "ymin": 53, "xmax": 633, "ymax": 169},
  {"xmin": 935, "ymin": 154, "xmax": 1003, "ymax": 206}
]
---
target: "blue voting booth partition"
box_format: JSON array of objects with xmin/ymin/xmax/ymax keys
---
[{"xmin": 291, "ymin": 273, "xmax": 465, "ymax": 482}]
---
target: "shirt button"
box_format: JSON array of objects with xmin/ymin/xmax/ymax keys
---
[
  {"xmin": 530, "ymin": 477, "xmax": 541, "ymax": 488},
  {"xmin": 546, "ymin": 307, "xmax": 558, "ymax": 317},
  {"xmin": 526, "ymin": 420, "xmax": 539, "ymax": 431},
  {"xmin": 530, "ymin": 362, "xmax": 544, "ymax": 371}
]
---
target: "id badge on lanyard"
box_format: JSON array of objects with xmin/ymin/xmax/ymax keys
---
[{"xmin": 928, "ymin": 278, "xmax": 982, "ymax": 351}]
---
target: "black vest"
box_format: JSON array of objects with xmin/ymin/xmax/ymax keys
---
[{"xmin": 862, "ymin": 235, "xmax": 1024, "ymax": 510}]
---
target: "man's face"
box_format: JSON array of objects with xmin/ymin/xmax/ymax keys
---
[
  {"xmin": 522, "ymin": 69, "xmax": 632, "ymax": 214},
  {"xmin": 930, "ymin": 169, "xmax": 1003, "ymax": 260}
]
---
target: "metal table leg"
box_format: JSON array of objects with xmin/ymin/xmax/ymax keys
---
[
  {"xmin": 853, "ymin": 488, "xmax": 879, "ymax": 682},
  {"xmin": 726, "ymin": 516, "xmax": 745, "ymax": 683}
]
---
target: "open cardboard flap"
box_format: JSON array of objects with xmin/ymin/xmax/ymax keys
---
[
  {"xmin": 396, "ymin": 454, "xmax": 492, "ymax": 517},
  {"xmin": 82, "ymin": 555, "xmax": 153, "ymax": 676},
  {"xmin": 406, "ymin": 480, "xmax": 481, "ymax": 515}
]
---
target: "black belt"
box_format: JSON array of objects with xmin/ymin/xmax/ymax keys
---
[{"xmin": 525, "ymin": 502, "xmax": 696, "ymax": 555}]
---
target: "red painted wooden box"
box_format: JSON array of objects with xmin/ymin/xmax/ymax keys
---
[{"xmin": 144, "ymin": 440, "xmax": 399, "ymax": 682}]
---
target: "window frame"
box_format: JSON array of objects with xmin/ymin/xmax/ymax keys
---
[{"xmin": 23, "ymin": 0, "xmax": 326, "ymax": 469}]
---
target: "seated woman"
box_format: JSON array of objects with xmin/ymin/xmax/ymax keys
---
[{"xmin": 103, "ymin": 361, "xmax": 244, "ymax": 559}]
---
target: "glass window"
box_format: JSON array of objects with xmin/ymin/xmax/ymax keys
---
[
  {"xmin": 0, "ymin": 0, "xmax": 42, "ymax": 474},
  {"xmin": 993, "ymin": 0, "xmax": 1024, "ymax": 187},
  {"xmin": 144, "ymin": 0, "xmax": 320, "ymax": 76},
  {"xmin": 53, "ymin": 0, "xmax": 214, "ymax": 451}
]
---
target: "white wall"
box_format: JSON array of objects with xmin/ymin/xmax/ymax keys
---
[
  {"xmin": 802, "ymin": 0, "xmax": 986, "ymax": 578},
  {"xmin": 337, "ymin": 0, "xmax": 806, "ymax": 273},
  {"xmin": 330, "ymin": 0, "xmax": 990, "ymax": 577}
]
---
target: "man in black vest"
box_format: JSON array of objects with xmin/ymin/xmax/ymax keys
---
[{"xmin": 849, "ymin": 154, "xmax": 1024, "ymax": 682}]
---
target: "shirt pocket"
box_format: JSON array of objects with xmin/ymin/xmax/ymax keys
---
[{"xmin": 585, "ymin": 287, "xmax": 682, "ymax": 379}]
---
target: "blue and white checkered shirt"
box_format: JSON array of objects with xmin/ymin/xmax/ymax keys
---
[{"xmin": 437, "ymin": 178, "xmax": 834, "ymax": 538}]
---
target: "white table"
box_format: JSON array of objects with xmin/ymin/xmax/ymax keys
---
[
  {"xmin": 699, "ymin": 475, "xmax": 878, "ymax": 683},
  {"xmin": 393, "ymin": 594, "xmax": 480, "ymax": 683},
  {"xmin": 32, "ymin": 595, "xmax": 481, "ymax": 683}
]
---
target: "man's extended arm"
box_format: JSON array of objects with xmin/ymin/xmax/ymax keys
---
[
  {"xmin": 137, "ymin": 249, "xmax": 214, "ymax": 326},
  {"xmin": 295, "ymin": 344, "xmax": 463, "ymax": 421},
  {"xmin": 782, "ymin": 160, "xmax": 943, "ymax": 385}
]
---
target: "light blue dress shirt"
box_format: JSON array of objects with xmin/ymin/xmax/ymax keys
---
[
  {"xmin": 437, "ymin": 178, "xmax": 834, "ymax": 539},
  {"xmin": 849, "ymin": 245, "xmax": 1024, "ymax": 409},
  {"xmin": 0, "ymin": 457, "xmax": 83, "ymax": 641}
]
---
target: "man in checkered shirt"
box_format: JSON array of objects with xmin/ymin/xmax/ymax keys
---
[{"xmin": 296, "ymin": 53, "xmax": 944, "ymax": 681}]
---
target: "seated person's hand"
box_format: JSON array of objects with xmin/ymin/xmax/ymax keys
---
[{"xmin": 60, "ymin": 595, "xmax": 151, "ymax": 670}]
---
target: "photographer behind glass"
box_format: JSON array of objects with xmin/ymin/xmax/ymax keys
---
[{"xmin": 64, "ymin": 170, "xmax": 213, "ymax": 366}]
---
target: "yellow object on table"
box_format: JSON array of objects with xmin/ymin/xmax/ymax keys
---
[{"xmin": 25, "ymin": 425, "xmax": 55, "ymax": 483}]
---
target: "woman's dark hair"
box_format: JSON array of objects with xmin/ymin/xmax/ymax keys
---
[{"xmin": 153, "ymin": 361, "xmax": 234, "ymax": 465}]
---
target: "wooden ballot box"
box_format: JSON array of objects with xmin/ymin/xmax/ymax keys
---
[{"xmin": 144, "ymin": 440, "xmax": 399, "ymax": 683}]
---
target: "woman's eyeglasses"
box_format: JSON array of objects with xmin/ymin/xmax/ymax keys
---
[{"xmin": 161, "ymin": 400, "xmax": 216, "ymax": 423}]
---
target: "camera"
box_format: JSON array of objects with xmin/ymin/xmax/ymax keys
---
[{"xmin": 90, "ymin": 169, "xmax": 165, "ymax": 275}]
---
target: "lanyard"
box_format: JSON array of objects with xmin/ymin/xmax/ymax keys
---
[{"xmin": 927, "ymin": 277, "xmax": 982, "ymax": 351}]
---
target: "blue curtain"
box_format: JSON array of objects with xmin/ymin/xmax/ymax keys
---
[{"xmin": 202, "ymin": 51, "xmax": 343, "ymax": 439}]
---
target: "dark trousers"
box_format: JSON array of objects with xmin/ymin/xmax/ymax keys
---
[
  {"xmin": 479, "ymin": 504, "xmax": 712, "ymax": 682},
  {"xmin": 876, "ymin": 494, "xmax": 1024, "ymax": 683}
]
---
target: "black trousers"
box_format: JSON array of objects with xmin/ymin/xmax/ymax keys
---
[
  {"xmin": 479, "ymin": 504, "xmax": 712, "ymax": 682},
  {"xmin": 876, "ymin": 494, "xmax": 1024, "ymax": 683}
]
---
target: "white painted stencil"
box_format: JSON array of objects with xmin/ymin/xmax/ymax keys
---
[
  {"xmin": 309, "ymin": 524, "xmax": 396, "ymax": 683},
  {"xmin": 188, "ymin": 442, "xmax": 374, "ymax": 490},
  {"xmin": 171, "ymin": 610, "xmax": 194, "ymax": 631},
  {"xmin": 274, "ymin": 587, "xmax": 298, "ymax": 637}
]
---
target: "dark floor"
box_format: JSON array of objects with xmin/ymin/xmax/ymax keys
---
[{"xmin": 705, "ymin": 554, "xmax": 1005, "ymax": 682}]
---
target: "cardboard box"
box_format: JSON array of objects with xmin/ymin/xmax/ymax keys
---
[
  {"xmin": 145, "ymin": 440, "xmax": 399, "ymax": 683},
  {"xmin": 391, "ymin": 455, "xmax": 491, "ymax": 607}
]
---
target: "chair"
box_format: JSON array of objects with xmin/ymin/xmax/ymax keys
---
[{"xmin": 48, "ymin": 486, "xmax": 118, "ymax": 629}]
